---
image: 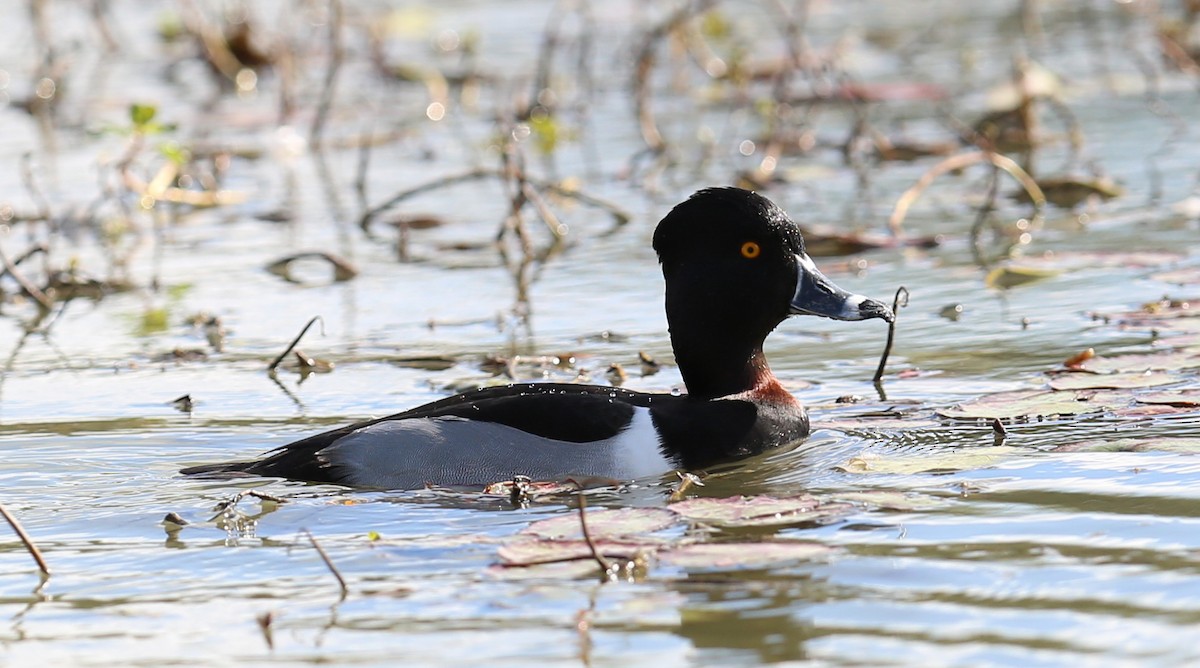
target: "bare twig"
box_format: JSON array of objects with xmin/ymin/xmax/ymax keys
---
[
  {"xmin": 1, "ymin": 502, "xmax": 51, "ymax": 576},
  {"xmin": 970, "ymin": 164, "xmax": 1003, "ymax": 268},
  {"xmin": 888, "ymin": 150, "xmax": 1045, "ymax": 238},
  {"xmin": 0, "ymin": 240, "xmax": 54, "ymax": 311},
  {"xmin": 268, "ymin": 316, "xmax": 325, "ymax": 372},
  {"xmin": 359, "ymin": 168, "xmax": 630, "ymax": 233},
  {"xmin": 574, "ymin": 488, "xmax": 613, "ymax": 576},
  {"xmin": 309, "ymin": 0, "xmax": 344, "ymax": 145},
  {"xmin": 631, "ymin": 0, "xmax": 719, "ymax": 156},
  {"xmin": 359, "ymin": 168, "xmax": 494, "ymax": 233},
  {"xmin": 303, "ymin": 529, "xmax": 348, "ymax": 597},
  {"xmin": 872, "ymin": 286, "xmax": 909, "ymax": 385}
]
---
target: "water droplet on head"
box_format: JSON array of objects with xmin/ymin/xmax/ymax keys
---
[{"xmin": 670, "ymin": 387, "xmax": 682, "ymax": 397}]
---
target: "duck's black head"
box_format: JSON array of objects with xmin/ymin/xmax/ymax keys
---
[{"xmin": 653, "ymin": 187, "xmax": 893, "ymax": 399}]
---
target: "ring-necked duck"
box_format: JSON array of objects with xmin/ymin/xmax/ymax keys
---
[{"xmin": 182, "ymin": 187, "xmax": 894, "ymax": 489}]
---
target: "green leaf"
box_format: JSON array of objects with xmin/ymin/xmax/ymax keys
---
[
  {"xmin": 159, "ymin": 141, "xmax": 190, "ymax": 166},
  {"xmin": 131, "ymin": 103, "xmax": 158, "ymax": 129}
]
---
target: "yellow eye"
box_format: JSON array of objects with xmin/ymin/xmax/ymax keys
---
[{"xmin": 740, "ymin": 241, "xmax": 761, "ymax": 259}]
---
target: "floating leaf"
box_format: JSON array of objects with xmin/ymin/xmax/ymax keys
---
[
  {"xmin": 1152, "ymin": 268, "xmax": 1200, "ymax": 285},
  {"xmin": 138, "ymin": 307, "xmax": 170, "ymax": 335},
  {"xmin": 497, "ymin": 536, "xmax": 656, "ymax": 566},
  {"xmin": 521, "ymin": 507, "xmax": 677, "ymax": 540},
  {"xmin": 828, "ymin": 490, "xmax": 946, "ymax": 511},
  {"xmin": 670, "ymin": 495, "xmax": 852, "ymax": 528},
  {"xmin": 1053, "ymin": 437, "xmax": 1200, "ymax": 453},
  {"xmin": 818, "ymin": 414, "xmax": 943, "ymax": 431},
  {"xmin": 1074, "ymin": 351, "xmax": 1200, "ymax": 374},
  {"xmin": 1047, "ymin": 371, "xmax": 1179, "ymax": 391},
  {"xmin": 838, "ymin": 446, "xmax": 1020, "ymax": 474},
  {"xmin": 1022, "ymin": 251, "xmax": 1187, "ymax": 272},
  {"xmin": 1134, "ymin": 389, "xmax": 1200, "ymax": 407},
  {"xmin": 265, "ymin": 252, "xmax": 359, "ymax": 284},
  {"xmin": 938, "ymin": 389, "xmax": 1120, "ymax": 420},
  {"xmin": 1157, "ymin": 333, "xmax": 1200, "ymax": 350},
  {"xmin": 658, "ymin": 541, "xmax": 833, "ymax": 569},
  {"xmin": 1015, "ymin": 176, "xmax": 1123, "ymax": 208},
  {"xmin": 985, "ymin": 265, "xmax": 1061, "ymax": 289}
]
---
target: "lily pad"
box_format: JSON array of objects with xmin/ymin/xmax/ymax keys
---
[
  {"xmin": 1152, "ymin": 268, "xmax": 1200, "ymax": 285},
  {"xmin": 497, "ymin": 536, "xmax": 658, "ymax": 566},
  {"xmin": 1047, "ymin": 371, "xmax": 1179, "ymax": 391},
  {"xmin": 1075, "ymin": 351, "xmax": 1200, "ymax": 374},
  {"xmin": 1022, "ymin": 251, "xmax": 1187, "ymax": 272},
  {"xmin": 937, "ymin": 389, "xmax": 1119, "ymax": 420},
  {"xmin": 1032, "ymin": 176, "xmax": 1123, "ymax": 207},
  {"xmin": 658, "ymin": 542, "xmax": 833, "ymax": 569},
  {"xmin": 1134, "ymin": 389, "xmax": 1200, "ymax": 407},
  {"xmin": 817, "ymin": 416, "xmax": 942, "ymax": 431},
  {"xmin": 1053, "ymin": 437, "xmax": 1200, "ymax": 453},
  {"xmin": 670, "ymin": 495, "xmax": 852, "ymax": 528},
  {"xmin": 520, "ymin": 507, "xmax": 678, "ymax": 540},
  {"xmin": 984, "ymin": 265, "xmax": 1062, "ymax": 289},
  {"xmin": 828, "ymin": 490, "xmax": 946, "ymax": 511},
  {"xmin": 837, "ymin": 446, "xmax": 1020, "ymax": 474},
  {"xmin": 1156, "ymin": 333, "xmax": 1200, "ymax": 350}
]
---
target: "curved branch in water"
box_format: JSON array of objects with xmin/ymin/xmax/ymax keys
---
[{"xmin": 888, "ymin": 150, "xmax": 1045, "ymax": 239}]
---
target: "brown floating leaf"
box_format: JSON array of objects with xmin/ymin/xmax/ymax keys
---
[
  {"xmin": 838, "ymin": 446, "xmax": 1020, "ymax": 475},
  {"xmin": 1134, "ymin": 389, "xmax": 1200, "ymax": 407},
  {"xmin": 1074, "ymin": 351, "xmax": 1200, "ymax": 374},
  {"xmin": 828, "ymin": 490, "xmax": 946, "ymax": 511},
  {"xmin": 497, "ymin": 537, "xmax": 657, "ymax": 566},
  {"xmin": 817, "ymin": 413, "xmax": 943, "ymax": 431},
  {"xmin": 984, "ymin": 265, "xmax": 1061, "ymax": 290},
  {"xmin": 265, "ymin": 252, "xmax": 359, "ymax": 284},
  {"xmin": 520, "ymin": 507, "xmax": 677, "ymax": 540},
  {"xmin": 1053, "ymin": 437, "xmax": 1200, "ymax": 453},
  {"xmin": 1020, "ymin": 251, "xmax": 1188, "ymax": 272},
  {"xmin": 1047, "ymin": 371, "xmax": 1179, "ymax": 391},
  {"xmin": 798, "ymin": 225, "xmax": 940, "ymax": 257},
  {"xmin": 1151, "ymin": 268, "xmax": 1200, "ymax": 285},
  {"xmin": 1014, "ymin": 176, "xmax": 1123, "ymax": 208},
  {"xmin": 938, "ymin": 389, "xmax": 1121, "ymax": 420},
  {"xmin": 670, "ymin": 495, "xmax": 852, "ymax": 528},
  {"xmin": 657, "ymin": 542, "xmax": 833, "ymax": 569}
]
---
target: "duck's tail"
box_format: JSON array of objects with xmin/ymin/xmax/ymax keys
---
[{"xmin": 179, "ymin": 461, "xmax": 258, "ymax": 478}]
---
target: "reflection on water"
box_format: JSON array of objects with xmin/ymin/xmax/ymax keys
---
[{"xmin": 3, "ymin": 0, "xmax": 1200, "ymax": 665}]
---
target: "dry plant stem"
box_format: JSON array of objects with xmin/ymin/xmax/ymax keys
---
[
  {"xmin": 21, "ymin": 153, "xmax": 51, "ymax": 222},
  {"xmin": 872, "ymin": 286, "xmax": 909, "ymax": 384},
  {"xmin": 179, "ymin": 0, "xmax": 243, "ymax": 83},
  {"xmin": 0, "ymin": 243, "xmax": 48, "ymax": 281},
  {"xmin": 970, "ymin": 166, "xmax": 1003, "ymax": 268},
  {"xmin": 521, "ymin": 181, "xmax": 566, "ymax": 244},
  {"xmin": 354, "ymin": 126, "xmax": 373, "ymax": 216},
  {"xmin": 632, "ymin": 0, "xmax": 719, "ymax": 155},
  {"xmin": 0, "ymin": 502, "xmax": 51, "ymax": 576},
  {"xmin": 268, "ymin": 316, "xmax": 325, "ymax": 372},
  {"xmin": 304, "ymin": 529, "xmax": 348, "ymax": 597},
  {"xmin": 360, "ymin": 168, "xmax": 493, "ymax": 232},
  {"xmin": 309, "ymin": 0, "xmax": 344, "ymax": 145},
  {"xmin": 888, "ymin": 150, "xmax": 1046, "ymax": 239},
  {"xmin": 359, "ymin": 168, "xmax": 631, "ymax": 232},
  {"xmin": 574, "ymin": 489, "xmax": 614, "ymax": 576},
  {"xmin": 0, "ymin": 241, "xmax": 54, "ymax": 311}
]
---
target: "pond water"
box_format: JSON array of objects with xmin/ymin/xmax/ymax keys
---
[{"xmin": 3, "ymin": 0, "xmax": 1200, "ymax": 665}]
